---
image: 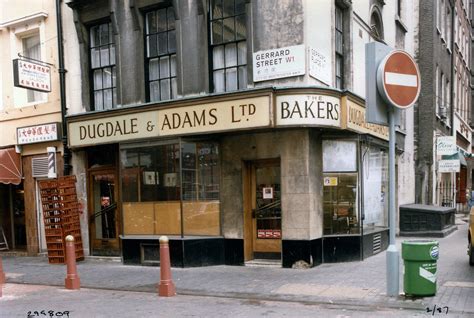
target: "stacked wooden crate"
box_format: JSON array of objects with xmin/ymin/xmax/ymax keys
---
[{"xmin": 39, "ymin": 176, "xmax": 84, "ymax": 264}]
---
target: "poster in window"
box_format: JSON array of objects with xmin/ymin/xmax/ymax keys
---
[
  {"xmin": 164, "ymin": 173, "xmax": 177, "ymax": 187},
  {"xmin": 263, "ymin": 187, "xmax": 273, "ymax": 199},
  {"xmin": 143, "ymin": 171, "xmax": 158, "ymax": 185}
]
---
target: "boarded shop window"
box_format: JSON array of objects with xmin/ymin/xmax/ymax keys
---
[
  {"xmin": 362, "ymin": 147, "xmax": 388, "ymax": 229},
  {"xmin": 145, "ymin": 6, "xmax": 177, "ymax": 102},
  {"xmin": 120, "ymin": 141, "xmax": 220, "ymax": 236},
  {"xmin": 209, "ymin": 0, "xmax": 247, "ymax": 92},
  {"xmin": 322, "ymin": 140, "xmax": 357, "ymax": 172}
]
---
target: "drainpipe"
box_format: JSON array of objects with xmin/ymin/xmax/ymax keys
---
[{"xmin": 56, "ymin": 0, "xmax": 72, "ymax": 175}]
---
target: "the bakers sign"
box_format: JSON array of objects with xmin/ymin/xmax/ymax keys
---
[
  {"xmin": 13, "ymin": 59, "xmax": 51, "ymax": 92},
  {"xmin": 276, "ymin": 94, "xmax": 341, "ymax": 128}
]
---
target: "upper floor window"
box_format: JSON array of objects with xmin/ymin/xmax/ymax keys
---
[
  {"xmin": 23, "ymin": 34, "xmax": 46, "ymax": 103},
  {"xmin": 90, "ymin": 22, "xmax": 116, "ymax": 111},
  {"xmin": 335, "ymin": 5, "xmax": 344, "ymax": 89},
  {"xmin": 209, "ymin": 0, "xmax": 247, "ymax": 93},
  {"xmin": 145, "ymin": 7, "xmax": 177, "ymax": 102}
]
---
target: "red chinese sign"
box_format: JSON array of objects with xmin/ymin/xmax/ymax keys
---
[
  {"xmin": 257, "ymin": 229, "xmax": 281, "ymax": 239},
  {"xmin": 13, "ymin": 59, "xmax": 51, "ymax": 92},
  {"xmin": 17, "ymin": 123, "xmax": 60, "ymax": 145}
]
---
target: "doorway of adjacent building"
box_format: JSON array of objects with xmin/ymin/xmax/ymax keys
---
[
  {"xmin": 89, "ymin": 169, "xmax": 120, "ymax": 256},
  {"xmin": 244, "ymin": 159, "xmax": 282, "ymax": 261},
  {"xmin": 0, "ymin": 183, "xmax": 27, "ymax": 251}
]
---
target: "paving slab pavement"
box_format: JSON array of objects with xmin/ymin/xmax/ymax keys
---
[{"xmin": 1, "ymin": 221, "xmax": 473, "ymax": 315}]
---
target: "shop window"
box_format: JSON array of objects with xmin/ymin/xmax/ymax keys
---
[
  {"xmin": 323, "ymin": 173, "xmax": 358, "ymax": 235},
  {"xmin": 209, "ymin": 0, "xmax": 247, "ymax": 92},
  {"xmin": 145, "ymin": 7, "xmax": 177, "ymax": 102},
  {"xmin": 362, "ymin": 147, "xmax": 388, "ymax": 229},
  {"xmin": 323, "ymin": 140, "xmax": 359, "ymax": 235},
  {"xmin": 120, "ymin": 141, "xmax": 220, "ymax": 236},
  {"xmin": 90, "ymin": 22, "xmax": 116, "ymax": 110}
]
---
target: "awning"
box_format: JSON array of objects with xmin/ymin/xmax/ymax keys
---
[
  {"xmin": 442, "ymin": 151, "xmax": 467, "ymax": 166},
  {"xmin": 0, "ymin": 147, "xmax": 22, "ymax": 185}
]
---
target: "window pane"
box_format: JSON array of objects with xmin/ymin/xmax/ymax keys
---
[
  {"xmin": 225, "ymin": 67, "xmax": 237, "ymax": 91},
  {"xmin": 213, "ymin": 70, "xmax": 225, "ymax": 92},
  {"xmin": 336, "ymin": 33, "xmax": 343, "ymax": 53},
  {"xmin": 238, "ymin": 66, "xmax": 247, "ymax": 89},
  {"xmin": 235, "ymin": 0, "xmax": 245, "ymax": 15},
  {"xmin": 94, "ymin": 91, "xmax": 103, "ymax": 110},
  {"xmin": 168, "ymin": 30, "xmax": 176, "ymax": 53},
  {"xmin": 149, "ymin": 58, "xmax": 159, "ymax": 81},
  {"xmin": 148, "ymin": 35, "xmax": 158, "ymax": 57},
  {"xmin": 171, "ymin": 78, "xmax": 177, "ymax": 99},
  {"xmin": 213, "ymin": 46, "xmax": 225, "ymax": 69},
  {"xmin": 94, "ymin": 70, "xmax": 103, "ymax": 90},
  {"xmin": 161, "ymin": 79, "xmax": 170, "ymax": 100},
  {"xmin": 150, "ymin": 81, "xmax": 160, "ymax": 101},
  {"xmin": 158, "ymin": 32, "xmax": 168, "ymax": 55},
  {"xmin": 160, "ymin": 56, "xmax": 170, "ymax": 78},
  {"xmin": 103, "ymin": 68, "xmax": 112, "ymax": 88},
  {"xmin": 170, "ymin": 54, "xmax": 177, "ymax": 77},
  {"xmin": 167, "ymin": 8, "xmax": 175, "ymax": 29},
  {"xmin": 158, "ymin": 8, "xmax": 167, "ymax": 32},
  {"xmin": 235, "ymin": 15, "xmax": 246, "ymax": 40},
  {"xmin": 90, "ymin": 25, "xmax": 99, "ymax": 47},
  {"xmin": 100, "ymin": 47, "xmax": 110, "ymax": 66},
  {"xmin": 113, "ymin": 88, "xmax": 117, "ymax": 106},
  {"xmin": 222, "ymin": 17, "xmax": 235, "ymax": 42},
  {"xmin": 212, "ymin": 21, "xmax": 223, "ymax": 45},
  {"xmin": 237, "ymin": 41, "xmax": 247, "ymax": 64},
  {"xmin": 112, "ymin": 66, "xmax": 116, "ymax": 87},
  {"xmin": 225, "ymin": 43, "xmax": 237, "ymax": 67},
  {"xmin": 100, "ymin": 23, "xmax": 109, "ymax": 45},
  {"xmin": 104, "ymin": 89, "xmax": 113, "ymax": 109},
  {"xmin": 211, "ymin": 0, "xmax": 223, "ymax": 18},
  {"xmin": 146, "ymin": 11, "xmax": 156, "ymax": 34},
  {"xmin": 110, "ymin": 45, "xmax": 116, "ymax": 65},
  {"xmin": 91, "ymin": 48, "xmax": 100, "ymax": 68},
  {"xmin": 223, "ymin": 0, "xmax": 234, "ymax": 17}
]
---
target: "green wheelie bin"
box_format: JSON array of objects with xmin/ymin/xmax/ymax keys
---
[{"xmin": 401, "ymin": 240, "xmax": 439, "ymax": 296}]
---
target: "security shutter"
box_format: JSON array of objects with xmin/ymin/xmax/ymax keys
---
[{"xmin": 32, "ymin": 156, "xmax": 49, "ymax": 177}]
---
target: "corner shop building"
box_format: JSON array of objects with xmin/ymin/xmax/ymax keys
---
[{"xmin": 67, "ymin": 87, "xmax": 390, "ymax": 267}]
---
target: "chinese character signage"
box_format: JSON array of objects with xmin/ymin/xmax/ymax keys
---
[
  {"xmin": 13, "ymin": 59, "xmax": 51, "ymax": 93},
  {"xmin": 17, "ymin": 123, "xmax": 60, "ymax": 145}
]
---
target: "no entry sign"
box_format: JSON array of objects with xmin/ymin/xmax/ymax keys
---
[{"xmin": 376, "ymin": 50, "xmax": 420, "ymax": 109}]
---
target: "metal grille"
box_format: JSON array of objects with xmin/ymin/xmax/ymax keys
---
[
  {"xmin": 373, "ymin": 233, "xmax": 382, "ymax": 254},
  {"xmin": 32, "ymin": 156, "xmax": 48, "ymax": 177},
  {"xmin": 437, "ymin": 180, "xmax": 455, "ymax": 207}
]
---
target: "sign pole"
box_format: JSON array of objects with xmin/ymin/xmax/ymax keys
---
[{"xmin": 386, "ymin": 107, "xmax": 399, "ymax": 296}]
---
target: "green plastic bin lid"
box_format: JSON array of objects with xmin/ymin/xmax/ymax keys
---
[{"xmin": 402, "ymin": 240, "xmax": 438, "ymax": 245}]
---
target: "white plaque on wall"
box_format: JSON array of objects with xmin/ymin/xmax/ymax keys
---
[{"xmin": 308, "ymin": 47, "xmax": 331, "ymax": 85}]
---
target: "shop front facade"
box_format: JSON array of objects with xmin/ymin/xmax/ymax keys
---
[{"xmin": 67, "ymin": 87, "xmax": 390, "ymax": 267}]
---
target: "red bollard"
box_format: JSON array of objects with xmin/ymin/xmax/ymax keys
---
[
  {"xmin": 64, "ymin": 235, "xmax": 80, "ymax": 290},
  {"xmin": 158, "ymin": 236, "xmax": 176, "ymax": 297},
  {"xmin": 0, "ymin": 255, "xmax": 5, "ymax": 284},
  {"xmin": 0, "ymin": 255, "xmax": 4, "ymax": 298}
]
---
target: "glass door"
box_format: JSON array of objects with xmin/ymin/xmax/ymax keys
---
[
  {"xmin": 89, "ymin": 169, "xmax": 120, "ymax": 255},
  {"xmin": 252, "ymin": 160, "xmax": 281, "ymax": 257}
]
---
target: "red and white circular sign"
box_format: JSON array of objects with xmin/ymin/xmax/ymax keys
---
[{"xmin": 376, "ymin": 50, "xmax": 421, "ymax": 109}]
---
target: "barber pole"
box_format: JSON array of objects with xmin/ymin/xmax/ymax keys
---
[{"xmin": 47, "ymin": 147, "xmax": 57, "ymax": 179}]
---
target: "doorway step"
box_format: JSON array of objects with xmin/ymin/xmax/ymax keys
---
[{"xmin": 245, "ymin": 259, "xmax": 281, "ymax": 268}]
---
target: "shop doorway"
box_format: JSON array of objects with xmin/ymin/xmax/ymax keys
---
[
  {"xmin": 244, "ymin": 159, "xmax": 282, "ymax": 261},
  {"xmin": 88, "ymin": 169, "xmax": 120, "ymax": 256},
  {"xmin": 0, "ymin": 183, "xmax": 27, "ymax": 250}
]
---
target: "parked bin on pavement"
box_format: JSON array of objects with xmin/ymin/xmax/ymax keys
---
[{"xmin": 402, "ymin": 240, "xmax": 439, "ymax": 296}]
